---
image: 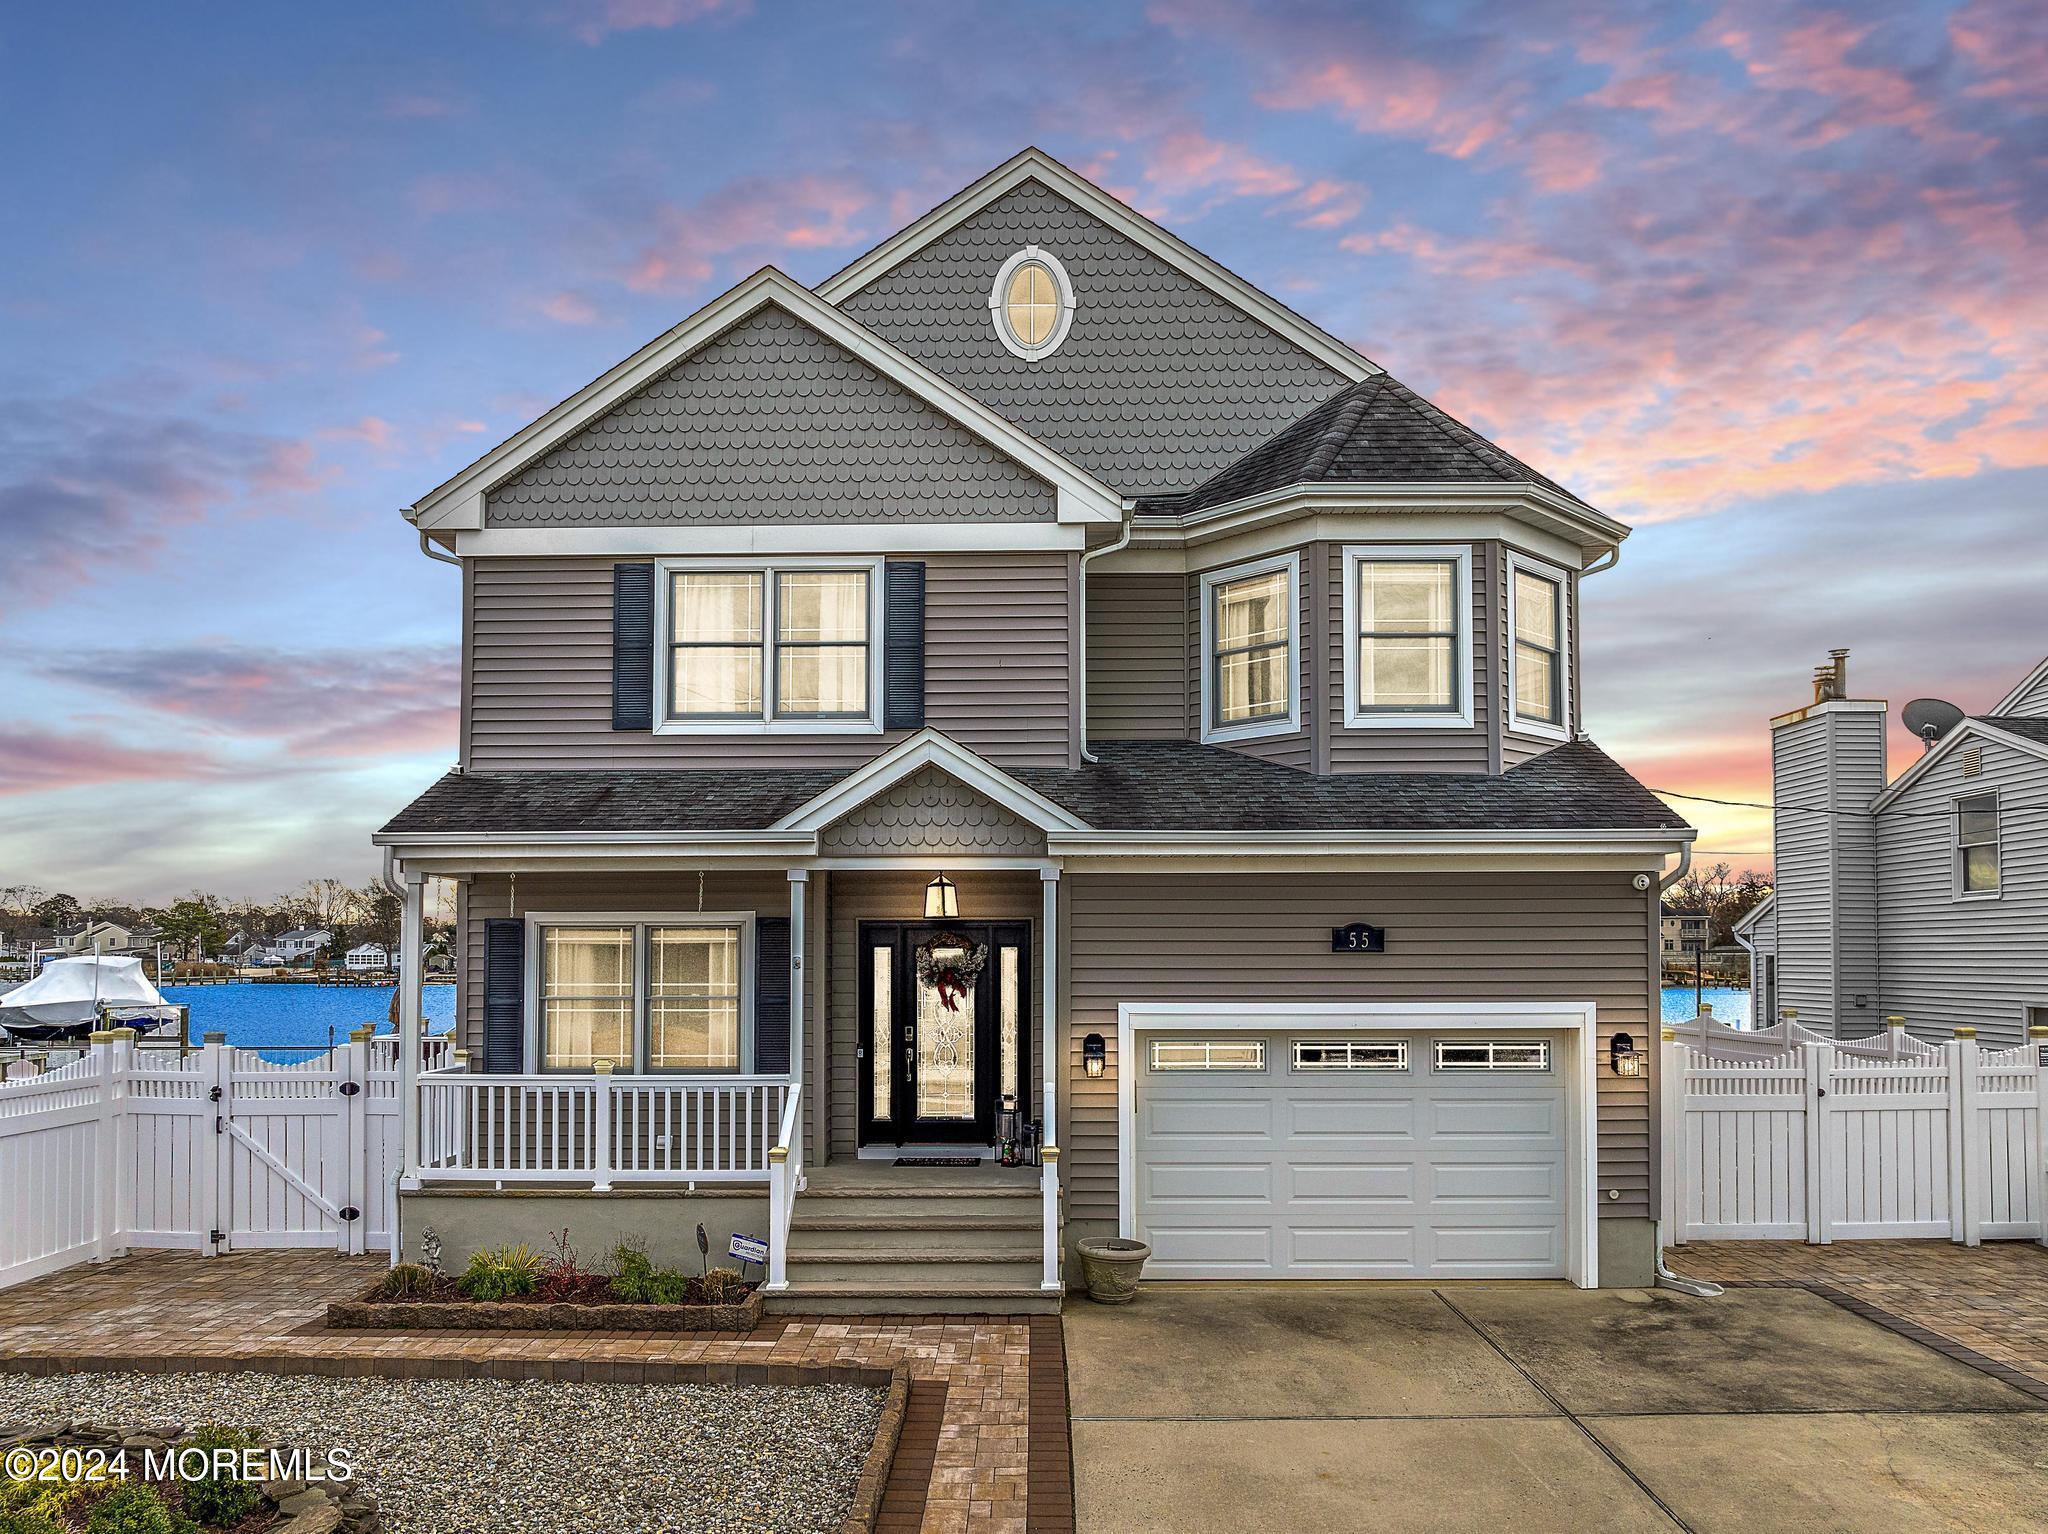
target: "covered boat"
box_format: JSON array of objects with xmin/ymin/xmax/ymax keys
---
[{"xmin": 0, "ymin": 956, "xmax": 179, "ymax": 1042}]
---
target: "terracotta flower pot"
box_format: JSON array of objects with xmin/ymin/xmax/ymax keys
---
[{"xmin": 1076, "ymin": 1236, "xmax": 1150, "ymax": 1304}]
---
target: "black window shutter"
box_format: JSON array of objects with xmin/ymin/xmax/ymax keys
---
[
  {"xmin": 481, "ymin": 918, "xmax": 525, "ymax": 1074},
  {"xmin": 612, "ymin": 562, "xmax": 656, "ymax": 730},
  {"xmin": 883, "ymin": 561, "xmax": 926, "ymax": 730},
  {"xmin": 754, "ymin": 917, "xmax": 792, "ymax": 1075}
]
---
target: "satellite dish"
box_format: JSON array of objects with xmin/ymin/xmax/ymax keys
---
[{"xmin": 1902, "ymin": 698, "xmax": 1965, "ymax": 749}]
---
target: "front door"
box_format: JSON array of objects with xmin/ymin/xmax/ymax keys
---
[{"xmin": 858, "ymin": 921, "xmax": 1030, "ymax": 1147}]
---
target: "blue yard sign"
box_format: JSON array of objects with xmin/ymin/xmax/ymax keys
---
[{"xmin": 728, "ymin": 1233, "xmax": 769, "ymax": 1267}]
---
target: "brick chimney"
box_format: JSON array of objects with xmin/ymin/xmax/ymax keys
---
[{"xmin": 1768, "ymin": 650, "xmax": 1885, "ymax": 1036}]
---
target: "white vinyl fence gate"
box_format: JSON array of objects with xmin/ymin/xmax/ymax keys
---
[
  {"xmin": 1661, "ymin": 1032, "xmax": 2048, "ymax": 1246},
  {"xmin": 1, "ymin": 1034, "xmax": 443, "ymax": 1290}
]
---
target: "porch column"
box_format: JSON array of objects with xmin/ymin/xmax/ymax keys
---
[
  {"xmin": 398, "ymin": 866, "xmax": 424, "ymax": 1189},
  {"xmin": 787, "ymin": 870, "xmax": 808, "ymax": 1091},
  {"xmin": 1040, "ymin": 867, "xmax": 1061, "ymax": 1290}
]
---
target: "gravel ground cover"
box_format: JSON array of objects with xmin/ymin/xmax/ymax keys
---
[{"xmin": 2, "ymin": 1372, "xmax": 884, "ymax": 1534}]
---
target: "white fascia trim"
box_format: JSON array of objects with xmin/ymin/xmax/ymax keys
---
[
  {"xmin": 1341, "ymin": 543, "xmax": 1476, "ymax": 731},
  {"xmin": 1115, "ymin": 1000, "xmax": 1600, "ymax": 1289},
  {"xmin": 815, "ymin": 148, "xmax": 1380, "ymax": 384},
  {"xmin": 1505, "ymin": 550, "xmax": 1573, "ymax": 743},
  {"xmin": 410, "ymin": 267, "xmax": 1123, "ymax": 529},
  {"xmin": 772, "ymin": 728, "xmax": 1090, "ymax": 833},
  {"xmin": 451, "ymin": 524, "xmax": 1086, "ymax": 557},
  {"xmin": 1047, "ymin": 829, "xmax": 1692, "ymax": 860},
  {"xmin": 1152, "ymin": 483, "xmax": 1628, "ymax": 560},
  {"xmin": 1730, "ymin": 892, "xmax": 1774, "ymax": 939},
  {"xmin": 1870, "ymin": 718, "xmax": 2048, "ymax": 812},
  {"xmin": 1991, "ymin": 656, "xmax": 2048, "ymax": 715},
  {"xmin": 1197, "ymin": 551, "xmax": 1303, "ymax": 745}
]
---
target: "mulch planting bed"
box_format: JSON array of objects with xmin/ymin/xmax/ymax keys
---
[{"xmin": 326, "ymin": 1285, "xmax": 765, "ymax": 1332}]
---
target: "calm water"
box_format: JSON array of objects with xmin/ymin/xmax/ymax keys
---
[
  {"xmin": 155, "ymin": 981, "xmax": 456, "ymax": 1050},
  {"xmin": 1661, "ymin": 985, "xmax": 1752, "ymax": 1027}
]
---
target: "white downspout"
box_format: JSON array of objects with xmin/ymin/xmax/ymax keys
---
[{"xmin": 1077, "ymin": 512, "xmax": 1137, "ymax": 765}]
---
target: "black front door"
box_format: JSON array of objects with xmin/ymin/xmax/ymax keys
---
[{"xmin": 857, "ymin": 921, "xmax": 1030, "ymax": 1146}]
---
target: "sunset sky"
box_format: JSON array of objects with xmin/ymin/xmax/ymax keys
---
[{"xmin": 3, "ymin": 0, "xmax": 2043, "ymax": 903}]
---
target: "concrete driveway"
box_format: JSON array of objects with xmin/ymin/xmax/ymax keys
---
[{"xmin": 1064, "ymin": 1283, "xmax": 2048, "ymax": 1533}]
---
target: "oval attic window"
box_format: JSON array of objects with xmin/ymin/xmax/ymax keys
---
[{"xmin": 990, "ymin": 247, "xmax": 1074, "ymax": 361}]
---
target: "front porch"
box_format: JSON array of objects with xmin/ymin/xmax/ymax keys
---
[{"xmin": 384, "ymin": 847, "xmax": 1068, "ymax": 1308}]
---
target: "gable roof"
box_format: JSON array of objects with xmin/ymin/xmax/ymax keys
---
[
  {"xmin": 1992, "ymin": 657, "xmax": 2048, "ymax": 716},
  {"xmin": 1732, "ymin": 893, "xmax": 1774, "ymax": 938},
  {"xmin": 1136, "ymin": 372, "xmax": 1594, "ymax": 516},
  {"xmin": 1870, "ymin": 714, "xmax": 2048, "ymax": 812},
  {"xmin": 408, "ymin": 267, "xmax": 1123, "ymax": 532},
  {"xmin": 772, "ymin": 729, "xmax": 1088, "ymax": 834},
  {"xmin": 816, "ymin": 148, "xmax": 1379, "ymax": 385}
]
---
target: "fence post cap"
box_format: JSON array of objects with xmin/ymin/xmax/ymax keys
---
[
  {"xmin": 1952, "ymin": 1026, "xmax": 1977, "ymax": 1040},
  {"xmin": 1698, "ymin": 1002, "xmax": 1714, "ymax": 1017},
  {"xmin": 768, "ymin": 1145, "xmax": 789, "ymax": 1165},
  {"xmin": 2028, "ymin": 1024, "xmax": 2048, "ymax": 1039},
  {"xmin": 1885, "ymin": 1015, "xmax": 1906, "ymax": 1027},
  {"xmin": 450, "ymin": 1047, "xmax": 471, "ymax": 1063},
  {"xmin": 348, "ymin": 1024, "xmax": 376, "ymax": 1042},
  {"xmin": 201, "ymin": 1031, "xmax": 228, "ymax": 1045},
  {"xmin": 88, "ymin": 1029, "xmax": 121, "ymax": 1044},
  {"xmin": 593, "ymin": 1059, "xmax": 616, "ymax": 1075},
  {"xmin": 1660, "ymin": 1027, "xmax": 1677, "ymax": 1042}
]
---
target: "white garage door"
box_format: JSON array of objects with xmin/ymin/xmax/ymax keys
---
[{"xmin": 1135, "ymin": 1031, "xmax": 1569, "ymax": 1279}]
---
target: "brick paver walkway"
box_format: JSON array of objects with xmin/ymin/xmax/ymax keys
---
[
  {"xmin": 0, "ymin": 1251, "xmax": 1042, "ymax": 1534},
  {"xmin": 1666, "ymin": 1240, "xmax": 2048, "ymax": 1388}
]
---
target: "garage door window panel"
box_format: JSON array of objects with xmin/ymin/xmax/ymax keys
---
[
  {"xmin": 1434, "ymin": 1039, "xmax": 1550, "ymax": 1072},
  {"xmin": 1292, "ymin": 1039, "xmax": 1408, "ymax": 1072},
  {"xmin": 1149, "ymin": 1039, "xmax": 1265, "ymax": 1072}
]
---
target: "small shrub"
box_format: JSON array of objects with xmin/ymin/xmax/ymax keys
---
[
  {"xmin": 646, "ymin": 1269, "xmax": 695, "ymax": 1306},
  {"xmin": 456, "ymin": 1243, "xmax": 541, "ymax": 1301},
  {"xmin": 177, "ymin": 1427, "xmax": 260, "ymax": 1528},
  {"xmin": 82, "ymin": 1485, "xmax": 190, "ymax": 1534},
  {"xmin": 694, "ymin": 1266, "xmax": 752, "ymax": 1305},
  {"xmin": 536, "ymin": 1227, "xmax": 611, "ymax": 1302},
  {"xmin": 376, "ymin": 1262, "xmax": 441, "ymax": 1300},
  {"xmin": 0, "ymin": 1502, "xmax": 65, "ymax": 1534},
  {"xmin": 606, "ymin": 1241, "xmax": 658, "ymax": 1303}
]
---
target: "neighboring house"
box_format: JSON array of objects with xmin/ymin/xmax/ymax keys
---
[
  {"xmin": 50, "ymin": 920, "xmax": 159, "ymax": 958},
  {"xmin": 1660, "ymin": 905, "xmax": 1709, "ymax": 959},
  {"xmin": 259, "ymin": 928, "xmax": 331, "ymax": 965},
  {"xmin": 373, "ymin": 148, "xmax": 1692, "ymax": 1304},
  {"xmin": 1740, "ymin": 650, "xmax": 2048, "ymax": 1047},
  {"xmin": 344, "ymin": 943, "xmax": 392, "ymax": 972}
]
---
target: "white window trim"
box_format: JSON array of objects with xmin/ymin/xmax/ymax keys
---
[
  {"xmin": 989, "ymin": 246, "xmax": 1077, "ymax": 363},
  {"xmin": 654, "ymin": 556, "xmax": 885, "ymax": 735},
  {"xmin": 1291, "ymin": 1038, "xmax": 1409, "ymax": 1072},
  {"xmin": 1433, "ymin": 1038, "xmax": 1551, "ymax": 1072},
  {"xmin": 1341, "ymin": 543, "xmax": 1474, "ymax": 730},
  {"xmin": 1198, "ymin": 551, "xmax": 1301, "ymax": 744},
  {"xmin": 1116, "ymin": 1001, "xmax": 1599, "ymax": 1289},
  {"xmin": 522, "ymin": 911, "xmax": 758, "ymax": 1076},
  {"xmin": 1506, "ymin": 550, "xmax": 1572, "ymax": 742},
  {"xmin": 1147, "ymin": 1038, "xmax": 1267, "ymax": 1072},
  {"xmin": 1953, "ymin": 790, "xmax": 2002, "ymax": 902}
]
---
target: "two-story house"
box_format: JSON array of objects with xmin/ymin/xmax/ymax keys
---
[
  {"xmin": 1736, "ymin": 650, "xmax": 2048, "ymax": 1047},
  {"xmin": 259, "ymin": 928, "xmax": 331, "ymax": 966},
  {"xmin": 375, "ymin": 149, "xmax": 1692, "ymax": 1308}
]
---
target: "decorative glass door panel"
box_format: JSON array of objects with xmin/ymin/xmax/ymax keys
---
[
  {"xmin": 858, "ymin": 921, "xmax": 1029, "ymax": 1147},
  {"xmin": 914, "ymin": 943, "xmax": 977, "ymax": 1121}
]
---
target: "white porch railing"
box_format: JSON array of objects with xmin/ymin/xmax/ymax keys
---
[
  {"xmin": 416, "ymin": 1065, "xmax": 789, "ymax": 1188},
  {"xmin": 765, "ymin": 1083, "xmax": 803, "ymax": 1291}
]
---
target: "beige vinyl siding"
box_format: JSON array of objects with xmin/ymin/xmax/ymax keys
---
[
  {"xmin": 1188, "ymin": 549, "xmax": 1312, "ymax": 768},
  {"xmin": 825, "ymin": 869, "xmax": 1043, "ymax": 1158},
  {"xmin": 1876, "ymin": 735, "xmax": 2048, "ymax": 1047},
  {"xmin": 1328, "ymin": 541, "xmax": 1492, "ymax": 773},
  {"xmin": 465, "ymin": 552, "xmax": 1076, "ymax": 771},
  {"xmin": 1500, "ymin": 546, "xmax": 1578, "ymax": 768},
  {"xmin": 459, "ymin": 872, "xmax": 792, "ymax": 1057},
  {"xmin": 1061, "ymin": 871, "xmax": 1657, "ymax": 1236},
  {"xmin": 1085, "ymin": 572, "xmax": 1188, "ymax": 740}
]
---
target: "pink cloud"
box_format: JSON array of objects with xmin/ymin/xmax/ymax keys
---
[
  {"xmin": 318, "ymin": 415, "xmax": 398, "ymax": 453},
  {"xmin": 0, "ymin": 727, "xmax": 229, "ymax": 797},
  {"xmin": 1142, "ymin": 129, "xmax": 1303, "ymax": 202},
  {"xmin": 545, "ymin": 0, "xmax": 750, "ymax": 45},
  {"xmin": 538, "ymin": 291, "xmax": 604, "ymax": 326},
  {"xmin": 622, "ymin": 174, "xmax": 871, "ymax": 293}
]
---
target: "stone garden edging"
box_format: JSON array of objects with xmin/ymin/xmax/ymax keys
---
[{"xmin": 324, "ymin": 1284, "xmax": 764, "ymax": 1332}]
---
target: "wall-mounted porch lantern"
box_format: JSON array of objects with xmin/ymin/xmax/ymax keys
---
[
  {"xmin": 1609, "ymin": 1032, "xmax": 1643, "ymax": 1077},
  {"xmin": 924, "ymin": 873, "xmax": 959, "ymax": 921},
  {"xmin": 1082, "ymin": 1032, "xmax": 1107, "ymax": 1078}
]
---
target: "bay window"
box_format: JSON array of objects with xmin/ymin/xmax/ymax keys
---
[
  {"xmin": 533, "ymin": 916, "xmax": 751, "ymax": 1073},
  {"xmin": 1510, "ymin": 556, "xmax": 1568, "ymax": 735},
  {"xmin": 1343, "ymin": 544, "xmax": 1472, "ymax": 728},
  {"xmin": 663, "ymin": 560, "xmax": 880, "ymax": 730},
  {"xmin": 1200, "ymin": 553, "xmax": 1299, "ymax": 741}
]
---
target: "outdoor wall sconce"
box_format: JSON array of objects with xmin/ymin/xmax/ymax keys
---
[
  {"xmin": 924, "ymin": 873, "xmax": 959, "ymax": 920},
  {"xmin": 1610, "ymin": 1032, "xmax": 1644, "ymax": 1077},
  {"xmin": 1082, "ymin": 1032, "xmax": 1107, "ymax": 1078}
]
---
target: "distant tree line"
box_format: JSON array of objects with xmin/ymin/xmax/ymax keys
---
[
  {"xmin": 1662, "ymin": 862, "xmax": 1772, "ymax": 948},
  {"xmin": 0, "ymin": 880, "xmax": 454, "ymax": 965}
]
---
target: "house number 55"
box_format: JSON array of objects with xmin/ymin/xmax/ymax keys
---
[{"xmin": 1330, "ymin": 923, "xmax": 1386, "ymax": 954}]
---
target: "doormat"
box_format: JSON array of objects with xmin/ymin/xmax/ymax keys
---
[{"xmin": 894, "ymin": 1156, "xmax": 982, "ymax": 1167}]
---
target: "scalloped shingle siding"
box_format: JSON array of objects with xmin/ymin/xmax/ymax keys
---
[
  {"xmin": 835, "ymin": 181, "xmax": 1350, "ymax": 495},
  {"xmin": 487, "ymin": 306, "xmax": 1056, "ymax": 525}
]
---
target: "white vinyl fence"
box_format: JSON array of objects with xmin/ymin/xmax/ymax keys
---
[
  {"xmin": 1662, "ymin": 1031, "xmax": 2048, "ymax": 1246},
  {"xmin": 0, "ymin": 1032, "xmax": 448, "ymax": 1290}
]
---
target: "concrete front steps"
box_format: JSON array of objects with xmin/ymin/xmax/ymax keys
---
[{"xmin": 768, "ymin": 1174, "xmax": 1061, "ymax": 1315}]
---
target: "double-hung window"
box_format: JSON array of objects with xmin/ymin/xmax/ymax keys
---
[
  {"xmin": 1509, "ymin": 555, "xmax": 1568, "ymax": 737},
  {"xmin": 1200, "ymin": 554, "xmax": 1298, "ymax": 741},
  {"xmin": 533, "ymin": 916, "xmax": 751, "ymax": 1073},
  {"xmin": 664, "ymin": 560, "xmax": 881, "ymax": 731},
  {"xmin": 1343, "ymin": 545, "xmax": 1472, "ymax": 728},
  {"xmin": 1956, "ymin": 793, "xmax": 2000, "ymax": 897}
]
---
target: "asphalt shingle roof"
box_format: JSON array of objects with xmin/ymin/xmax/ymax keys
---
[
  {"xmin": 379, "ymin": 739, "xmax": 1687, "ymax": 838},
  {"xmin": 1135, "ymin": 373, "xmax": 1590, "ymax": 516},
  {"xmin": 1977, "ymin": 715, "xmax": 2048, "ymax": 746}
]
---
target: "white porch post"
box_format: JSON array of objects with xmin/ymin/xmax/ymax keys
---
[
  {"xmin": 1040, "ymin": 867, "xmax": 1061, "ymax": 1291},
  {"xmin": 398, "ymin": 867, "xmax": 424, "ymax": 1190},
  {"xmin": 788, "ymin": 871, "xmax": 808, "ymax": 1085}
]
